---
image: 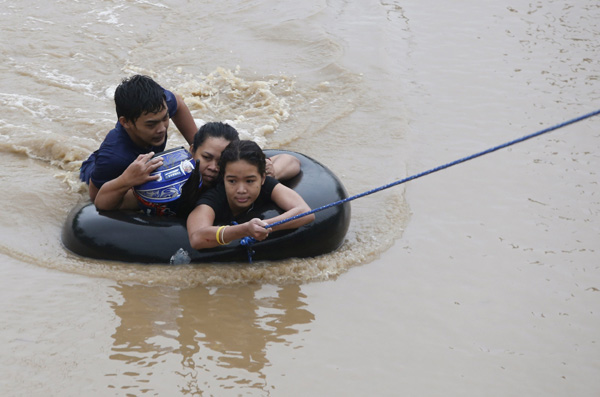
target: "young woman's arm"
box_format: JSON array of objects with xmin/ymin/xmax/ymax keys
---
[
  {"xmin": 264, "ymin": 184, "xmax": 315, "ymax": 231},
  {"xmin": 187, "ymin": 204, "xmax": 271, "ymax": 250}
]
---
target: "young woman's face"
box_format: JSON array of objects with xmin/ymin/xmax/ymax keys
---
[
  {"xmin": 223, "ymin": 159, "xmax": 265, "ymax": 215},
  {"xmin": 192, "ymin": 136, "xmax": 231, "ymax": 187}
]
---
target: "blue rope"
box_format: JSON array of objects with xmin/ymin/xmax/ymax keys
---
[
  {"xmin": 240, "ymin": 237, "xmax": 256, "ymax": 264},
  {"xmin": 230, "ymin": 222, "xmax": 256, "ymax": 263},
  {"xmin": 240, "ymin": 109, "xmax": 600, "ymax": 261}
]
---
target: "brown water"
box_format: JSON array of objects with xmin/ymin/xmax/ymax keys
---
[{"xmin": 1, "ymin": 0, "xmax": 599, "ymax": 395}]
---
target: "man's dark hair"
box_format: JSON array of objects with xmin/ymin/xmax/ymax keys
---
[{"xmin": 114, "ymin": 75, "xmax": 166, "ymax": 123}]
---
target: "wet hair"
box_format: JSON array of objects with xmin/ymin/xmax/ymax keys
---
[
  {"xmin": 219, "ymin": 140, "xmax": 266, "ymax": 180},
  {"xmin": 190, "ymin": 122, "xmax": 240, "ymax": 155},
  {"xmin": 177, "ymin": 122, "xmax": 240, "ymax": 218},
  {"xmin": 114, "ymin": 75, "xmax": 166, "ymax": 124}
]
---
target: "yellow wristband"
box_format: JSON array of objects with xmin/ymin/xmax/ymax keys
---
[{"xmin": 216, "ymin": 226, "xmax": 226, "ymax": 245}]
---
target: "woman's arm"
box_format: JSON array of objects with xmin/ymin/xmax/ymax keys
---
[
  {"xmin": 266, "ymin": 154, "xmax": 301, "ymax": 180},
  {"xmin": 187, "ymin": 204, "xmax": 271, "ymax": 250},
  {"xmin": 264, "ymin": 184, "xmax": 315, "ymax": 231}
]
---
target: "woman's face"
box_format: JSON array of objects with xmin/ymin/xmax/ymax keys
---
[
  {"xmin": 223, "ymin": 159, "xmax": 265, "ymax": 215},
  {"xmin": 192, "ymin": 136, "xmax": 231, "ymax": 187}
]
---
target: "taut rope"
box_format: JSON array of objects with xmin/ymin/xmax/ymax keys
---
[{"xmin": 240, "ymin": 109, "xmax": 600, "ymax": 263}]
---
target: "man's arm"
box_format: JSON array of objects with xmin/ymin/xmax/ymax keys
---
[
  {"xmin": 94, "ymin": 152, "xmax": 163, "ymax": 210},
  {"xmin": 171, "ymin": 93, "xmax": 197, "ymax": 145},
  {"xmin": 95, "ymin": 182, "xmax": 139, "ymax": 211},
  {"xmin": 88, "ymin": 180, "xmax": 100, "ymax": 201}
]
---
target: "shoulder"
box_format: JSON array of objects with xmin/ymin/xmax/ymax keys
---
[
  {"xmin": 101, "ymin": 123, "xmax": 128, "ymax": 146},
  {"xmin": 262, "ymin": 176, "xmax": 279, "ymax": 195},
  {"xmin": 89, "ymin": 125, "xmax": 140, "ymax": 187},
  {"xmin": 163, "ymin": 88, "xmax": 178, "ymax": 117},
  {"xmin": 96, "ymin": 124, "xmax": 138, "ymax": 162},
  {"xmin": 196, "ymin": 184, "xmax": 226, "ymax": 208},
  {"xmin": 195, "ymin": 184, "xmax": 231, "ymax": 225},
  {"xmin": 250, "ymin": 176, "xmax": 278, "ymax": 208}
]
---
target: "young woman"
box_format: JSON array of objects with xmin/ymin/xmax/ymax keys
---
[{"xmin": 187, "ymin": 140, "xmax": 315, "ymax": 250}]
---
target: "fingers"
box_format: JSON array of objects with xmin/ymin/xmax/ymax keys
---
[
  {"xmin": 148, "ymin": 157, "xmax": 163, "ymax": 171},
  {"xmin": 126, "ymin": 152, "xmax": 164, "ymax": 185},
  {"xmin": 138, "ymin": 152, "xmax": 155, "ymax": 161},
  {"xmin": 137, "ymin": 152, "xmax": 163, "ymax": 163},
  {"xmin": 247, "ymin": 218, "xmax": 271, "ymax": 241},
  {"xmin": 137, "ymin": 152, "xmax": 163, "ymax": 170}
]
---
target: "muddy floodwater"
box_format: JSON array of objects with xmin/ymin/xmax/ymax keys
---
[{"xmin": 1, "ymin": 0, "xmax": 599, "ymax": 395}]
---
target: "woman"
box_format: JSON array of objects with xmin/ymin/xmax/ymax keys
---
[
  {"xmin": 94, "ymin": 122, "xmax": 300, "ymax": 217},
  {"xmin": 175, "ymin": 122, "xmax": 240, "ymax": 217},
  {"xmin": 187, "ymin": 140, "xmax": 315, "ymax": 250},
  {"xmin": 189, "ymin": 122, "xmax": 300, "ymax": 190}
]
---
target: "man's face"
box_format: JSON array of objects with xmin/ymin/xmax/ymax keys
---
[{"xmin": 121, "ymin": 101, "xmax": 169, "ymax": 148}]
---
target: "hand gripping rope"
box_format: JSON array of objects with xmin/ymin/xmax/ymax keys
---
[{"xmin": 239, "ymin": 109, "xmax": 600, "ymax": 263}]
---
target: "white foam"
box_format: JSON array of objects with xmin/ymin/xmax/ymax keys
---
[
  {"xmin": 26, "ymin": 16, "xmax": 55, "ymax": 25},
  {"xmin": 88, "ymin": 5, "xmax": 125, "ymax": 25},
  {"xmin": 134, "ymin": 0, "xmax": 170, "ymax": 9}
]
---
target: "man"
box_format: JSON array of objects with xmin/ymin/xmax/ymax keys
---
[{"xmin": 80, "ymin": 75, "xmax": 197, "ymax": 202}]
